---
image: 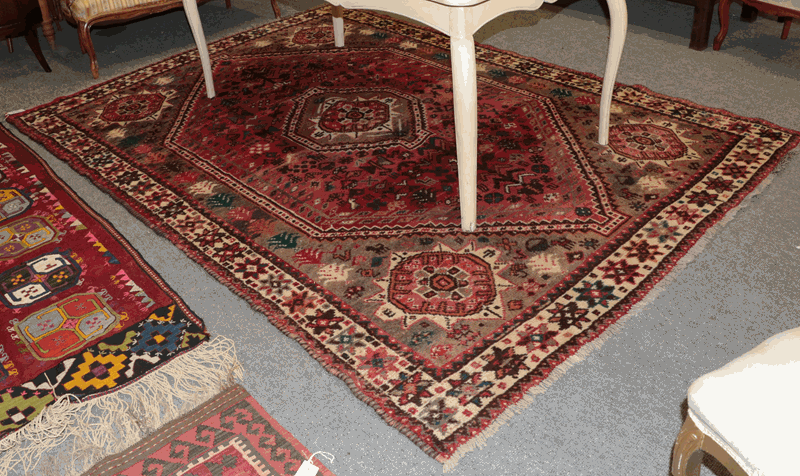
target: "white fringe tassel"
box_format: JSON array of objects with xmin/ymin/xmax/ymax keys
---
[
  {"xmin": 441, "ymin": 162, "xmax": 790, "ymax": 472},
  {"xmin": 0, "ymin": 335, "xmax": 243, "ymax": 476}
]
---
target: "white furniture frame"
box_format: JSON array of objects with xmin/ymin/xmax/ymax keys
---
[
  {"xmin": 182, "ymin": 0, "xmax": 216, "ymax": 98},
  {"xmin": 326, "ymin": 0, "xmax": 627, "ymax": 232},
  {"xmin": 671, "ymin": 327, "xmax": 800, "ymax": 476}
]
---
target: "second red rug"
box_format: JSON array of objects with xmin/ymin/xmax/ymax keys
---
[{"xmin": 82, "ymin": 384, "xmax": 335, "ymax": 476}]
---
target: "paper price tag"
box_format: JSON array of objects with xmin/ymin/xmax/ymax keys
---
[{"xmin": 294, "ymin": 460, "xmax": 319, "ymax": 476}]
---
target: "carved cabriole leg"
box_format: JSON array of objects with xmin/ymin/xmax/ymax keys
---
[
  {"xmin": 672, "ymin": 415, "xmax": 750, "ymax": 476},
  {"xmin": 332, "ymin": 5, "xmax": 344, "ymax": 47},
  {"xmin": 671, "ymin": 417, "xmax": 705, "ymax": 476},
  {"xmin": 270, "ymin": 0, "xmax": 280, "ymax": 18},
  {"xmin": 713, "ymin": 0, "xmax": 733, "ymax": 50},
  {"xmin": 449, "ymin": 7, "xmax": 477, "ymax": 233},
  {"xmin": 76, "ymin": 21, "xmax": 86, "ymax": 54},
  {"xmin": 598, "ymin": 0, "xmax": 627, "ymax": 145},
  {"xmin": 182, "ymin": 0, "xmax": 216, "ymax": 98},
  {"xmin": 77, "ymin": 21, "xmax": 99, "ymax": 78}
]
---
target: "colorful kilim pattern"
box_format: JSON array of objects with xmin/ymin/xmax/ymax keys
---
[
  {"xmin": 82, "ymin": 384, "xmax": 335, "ymax": 476},
  {"xmin": 8, "ymin": 6, "xmax": 800, "ymax": 464},
  {"xmin": 0, "ymin": 124, "xmax": 209, "ymax": 441}
]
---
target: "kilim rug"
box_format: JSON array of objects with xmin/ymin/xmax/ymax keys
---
[
  {"xmin": 8, "ymin": 4, "xmax": 800, "ymax": 469},
  {"xmin": 0, "ymin": 124, "xmax": 239, "ymax": 475},
  {"xmin": 82, "ymin": 384, "xmax": 335, "ymax": 476}
]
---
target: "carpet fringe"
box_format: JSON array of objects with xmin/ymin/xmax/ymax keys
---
[
  {"xmin": 441, "ymin": 312, "xmax": 631, "ymax": 472},
  {"xmin": 618, "ymin": 161, "xmax": 782, "ymax": 322},
  {"xmin": 0, "ymin": 335, "xmax": 243, "ymax": 476},
  {"xmin": 441, "ymin": 159, "xmax": 790, "ymax": 472}
]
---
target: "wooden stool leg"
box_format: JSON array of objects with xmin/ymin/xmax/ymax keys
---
[
  {"xmin": 690, "ymin": 0, "xmax": 715, "ymax": 50},
  {"xmin": 36, "ymin": 0, "xmax": 57, "ymax": 49},
  {"xmin": 713, "ymin": 0, "xmax": 733, "ymax": 50},
  {"xmin": 24, "ymin": 29, "xmax": 52, "ymax": 72},
  {"xmin": 672, "ymin": 414, "xmax": 750, "ymax": 476},
  {"xmin": 781, "ymin": 17, "xmax": 792, "ymax": 39},
  {"xmin": 671, "ymin": 417, "xmax": 704, "ymax": 476}
]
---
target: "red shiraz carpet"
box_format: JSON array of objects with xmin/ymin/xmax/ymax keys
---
[{"xmin": 8, "ymin": 5, "xmax": 800, "ymax": 467}]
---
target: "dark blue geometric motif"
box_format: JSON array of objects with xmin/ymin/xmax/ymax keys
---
[{"xmin": 130, "ymin": 319, "xmax": 187, "ymax": 354}]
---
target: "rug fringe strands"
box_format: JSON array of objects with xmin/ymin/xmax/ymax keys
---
[
  {"xmin": 0, "ymin": 335, "xmax": 243, "ymax": 476},
  {"xmin": 441, "ymin": 304, "xmax": 633, "ymax": 471}
]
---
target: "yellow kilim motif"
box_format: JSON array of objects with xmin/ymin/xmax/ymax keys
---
[
  {"xmin": 149, "ymin": 304, "xmax": 176, "ymax": 322},
  {"xmin": 63, "ymin": 351, "xmax": 128, "ymax": 391}
]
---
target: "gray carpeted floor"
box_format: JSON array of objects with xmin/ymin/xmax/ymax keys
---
[{"xmin": 2, "ymin": 0, "xmax": 799, "ymax": 474}]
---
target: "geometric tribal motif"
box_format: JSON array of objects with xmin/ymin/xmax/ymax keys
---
[
  {"xmin": 0, "ymin": 124, "xmax": 209, "ymax": 441},
  {"xmin": 81, "ymin": 385, "xmax": 335, "ymax": 476},
  {"xmin": 0, "ymin": 188, "xmax": 31, "ymax": 221},
  {"xmin": 0, "ymin": 388, "xmax": 54, "ymax": 434},
  {"xmin": 8, "ymin": 6, "xmax": 800, "ymax": 466},
  {"xmin": 0, "ymin": 250, "xmax": 82, "ymax": 308}
]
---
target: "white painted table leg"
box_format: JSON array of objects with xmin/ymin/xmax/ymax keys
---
[
  {"xmin": 597, "ymin": 0, "xmax": 627, "ymax": 145},
  {"xmin": 332, "ymin": 5, "xmax": 345, "ymax": 47},
  {"xmin": 449, "ymin": 8, "xmax": 478, "ymax": 233},
  {"xmin": 182, "ymin": 0, "xmax": 216, "ymax": 98}
]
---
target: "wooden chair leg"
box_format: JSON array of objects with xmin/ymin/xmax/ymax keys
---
[
  {"xmin": 77, "ymin": 21, "xmax": 99, "ymax": 78},
  {"xmin": 36, "ymin": 0, "xmax": 57, "ymax": 48},
  {"xmin": 713, "ymin": 0, "xmax": 733, "ymax": 50},
  {"xmin": 781, "ymin": 17, "xmax": 792, "ymax": 39},
  {"xmin": 270, "ymin": 0, "xmax": 281, "ymax": 18},
  {"xmin": 24, "ymin": 29, "xmax": 52, "ymax": 72},
  {"xmin": 672, "ymin": 415, "xmax": 750, "ymax": 476},
  {"xmin": 76, "ymin": 22, "xmax": 87, "ymax": 54},
  {"xmin": 689, "ymin": 0, "xmax": 715, "ymax": 50},
  {"xmin": 671, "ymin": 417, "xmax": 704, "ymax": 476}
]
